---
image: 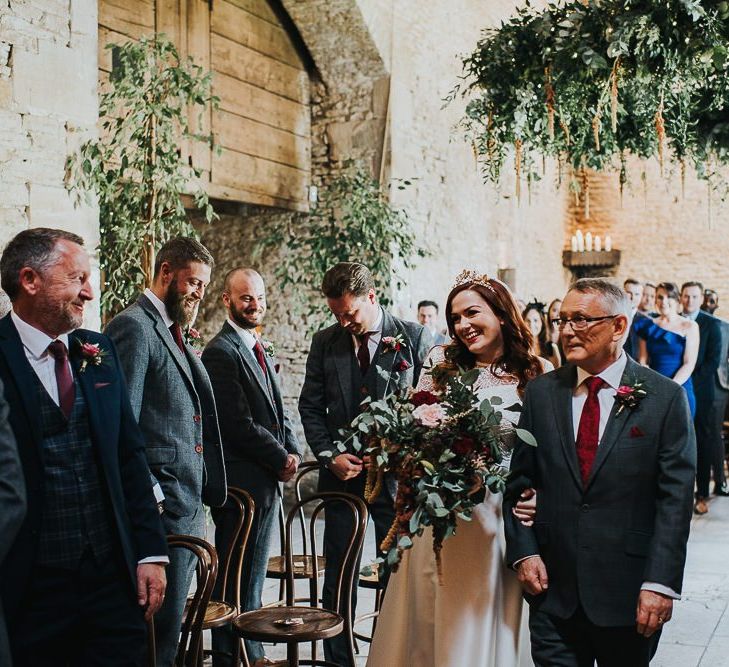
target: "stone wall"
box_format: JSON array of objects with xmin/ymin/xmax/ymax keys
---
[{"xmin": 0, "ymin": 0, "xmax": 99, "ymax": 326}]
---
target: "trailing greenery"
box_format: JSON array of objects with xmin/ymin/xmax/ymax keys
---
[
  {"xmin": 66, "ymin": 36, "xmax": 218, "ymax": 321},
  {"xmin": 253, "ymin": 167, "xmax": 428, "ymax": 332},
  {"xmin": 455, "ymin": 0, "xmax": 729, "ymax": 192}
]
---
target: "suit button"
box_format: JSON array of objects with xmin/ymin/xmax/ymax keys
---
[
  {"xmin": 195, "ymin": 444, "xmax": 203, "ymax": 454},
  {"xmin": 193, "ymin": 415, "xmax": 201, "ymax": 423},
  {"xmin": 580, "ymin": 504, "xmax": 590, "ymax": 512}
]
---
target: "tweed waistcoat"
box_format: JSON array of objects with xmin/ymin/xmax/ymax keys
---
[
  {"xmin": 351, "ymin": 346, "xmax": 382, "ymax": 413},
  {"xmin": 36, "ymin": 374, "xmax": 114, "ymax": 568}
]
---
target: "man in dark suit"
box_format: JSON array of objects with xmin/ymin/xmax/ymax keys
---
[
  {"xmin": 681, "ymin": 281, "xmax": 729, "ymax": 514},
  {"xmin": 0, "ymin": 378, "xmax": 26, "ymax": 667},
  {"xmin": 0, "ymin": 228, "xmax": 168, "ymax": 666},
  {"xmin": 504, "ymin": 277, "xmax": 695, "ymax": 666},
  {"xmin": 105, "ymin": 237, "xmax": 226, "ymax": 667},
  {"xmin": 623, "ymin": 278, "xmax": 644, "ymax": 359},
  {"xmin": 202, "ymin": 268, "xmax": 302, "ymax": 667},
  {"xmin": 299, "ymin": 262, "xmax": 433, "ymax": 665}
]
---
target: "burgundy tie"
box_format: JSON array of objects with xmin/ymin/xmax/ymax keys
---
[
  {"xmin": 48, "ymin": 340, "xmax": 75, "ymax": 419},
  {"xmin": 169, "ymin": 323, "xmax": 185, "ymax": 354},
  {"xmin": 253, "ymin": 340, "xmax": 268, "ymax": 376},
  {"xmin": 576, "ymin": 376, "xmax": 605, "ymax": 485},
  {"xmin": 356, "ymin": 333, "xmax": 371, "ymax": 375}
]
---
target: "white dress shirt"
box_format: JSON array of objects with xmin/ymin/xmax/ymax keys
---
[
  {"xmin": 573, "ymin": 353, "xmax": 679, "ymax": 599},
  {"xmin": 351, "ymin": 308, "xmax": 383, "ymax": 360},
  {"xmin": 227, "ymin": 318, "xmax": 258, "ymax": 352},
  {"xmin": 11, "ymin": 310, "xmax": 167, "ymax": 565},
  {"xmin": 143, "ymin": 287, "xmax": 174, "ymax": 327}
]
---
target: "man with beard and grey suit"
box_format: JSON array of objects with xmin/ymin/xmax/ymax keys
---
[
  {"xmin": 105, "ymin": 237, "xmax": 226, "ymax": 667},
  {"xmin": 681, "ymin": 281, "xmax": 729, "ymax": 515},
  {"xmin": 299, "ymin": 262, "xmax": 432, "ymax": 666},
  {"xmin": 202, "ymin": 268, "xmax": 302, "ymax": 667},
  {"xmin": 504, "ymin": 278, "xmax": 695, "ymax": 666}
]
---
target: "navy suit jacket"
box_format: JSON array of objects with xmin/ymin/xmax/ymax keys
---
[
  {"xmin": 692, "ymin": 310, "xmax": 729, "ymax": 401},
  {"xmin": 0, "ymin": 314, "xmax": 167, "ymax": 619}
]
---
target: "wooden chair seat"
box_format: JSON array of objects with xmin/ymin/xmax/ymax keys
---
[
  {"xmin": 358, "ymin": 562, "xmax": 381, "ymax": 589},
  {"xmin": 184, "ymin": 598, "xmax": 238, "ymax": 630},
  {"xmin": 234, "ymin": 606, "xmax": 344, "ymax": 644},
  {"xmin": 267, "ymin": 554, "xmax": 326, "ymax": 579}
]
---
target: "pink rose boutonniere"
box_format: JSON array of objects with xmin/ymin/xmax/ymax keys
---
[
  {"xmin": 78, "ymin": 341, "xmax": 106, "ymax": 373},
  {"xmin": 261, "ymin": 340, "xmax": 276, "ymax": 357},
  {"xmin": 183, "ymin": 327, "xmax": 204, "ymax": 356},
  {"xmin": 382, "ymin": 334, "xmax": 405, "ymax": 354},
  {"xmin": 615, "ymin": 380, "xmax": 647, "ymax": 415}
]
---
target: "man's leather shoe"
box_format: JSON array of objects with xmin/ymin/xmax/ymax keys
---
[
  {"xmin": 694, "ymin": 498, "xmax": 709, "ymax": 515},
  {"xmin": 714, "ymin": 483, "xmax": 729, "ymax": 496},
  {"xmin": 252, "ymin": 659, "xmax": 287, "ymax": 667}
]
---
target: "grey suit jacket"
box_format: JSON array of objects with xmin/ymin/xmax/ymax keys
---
[
  {"xmin": 105, "ymin": 294, "xmax": 226, "ymax": 516},
  {"xmin": 202, "ymin": 322, "xmax": 301, "ymax": 506},
  {"xmin": 503, "ymin": 358, "xmax": 696, "ymax": 626},
  {"xmin": 0, "ymin": 379, "xmax": 25, "ymax": 667},
  {"xmin": 692, "ymin": 310, "xmax": 729, "ymax": 399},
  {"xmin": 299, "ymin": 308, "xmax": 433, "ymax": 462}
]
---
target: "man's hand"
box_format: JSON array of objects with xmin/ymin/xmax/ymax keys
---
[
  {"xmin": 278, "ymin": 454, "xmax": 299, "ymax": 482},
  {"xmin": 636, "ymin": 590, "xmax": 673, "ymax": 637},
  {"xmin": 516, "ymin": 555, "xmax": 549, "ymax": 595},
  {"xmin": 513, "ymin": 487, "xmax": 537, "ymax": 526},
  {"xmin": 329, "ymin": 453, "xmax": 363, "ymax": 481},
  {"xmin": 137, "ymin": 563, "xmax": 167, "ymax": 621}
]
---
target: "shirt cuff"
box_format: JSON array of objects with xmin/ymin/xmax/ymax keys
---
[
  {"xmin": 138, "ymin": 556, "xmax": 170, "ymax": 565},
  {"xmin": 641, "ymin": 582, "xmax": 680, "ymax": 599},
  {"xmin": 152, "ymin": 482, "xmax": 165, "ymax": 504},
  {"xmin": 512, "ymin": 554, "xmax": 540, "ymax": 570}
]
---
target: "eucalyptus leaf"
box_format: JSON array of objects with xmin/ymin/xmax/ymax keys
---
[{"xmin": 515, "ymin": 428, "xmax": 538, "ymax": 447}]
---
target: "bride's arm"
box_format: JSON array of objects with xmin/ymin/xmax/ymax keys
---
[{"xmin": 414, "ymin": 345, "xmax": 447, "ymax": 393}]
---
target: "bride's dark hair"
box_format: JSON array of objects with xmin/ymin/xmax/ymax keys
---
[{"xmin": 440, "ymin": 279, "xmax": 544, "ymax": 396}]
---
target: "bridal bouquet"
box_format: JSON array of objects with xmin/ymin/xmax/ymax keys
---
[{"xmin": 327, "ymin": 366, "xmax": 537, "ymax": 578}]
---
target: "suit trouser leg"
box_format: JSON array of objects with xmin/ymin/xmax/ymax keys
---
[
  {"xmin": 12, "ymin": 551, "xmax": 146, "ymax": 667},
  {"xmin": 695, "ymin": 392, "xmax": 728, "ymax": 498},
  {"xmin": 212, "ymin": 499, "xmax": 276, "ymax": 666},
  {"xmin": 155, "ymin": 506, "xmax": 205, "ymax": 667}
]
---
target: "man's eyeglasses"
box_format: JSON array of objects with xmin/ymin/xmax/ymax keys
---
[{"xmin": 550, "ymin": 315, "xmax": 618, "ymax": 331}]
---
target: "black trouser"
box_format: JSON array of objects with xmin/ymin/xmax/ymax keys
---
[
  {"xmin": 12, "ymin": 549, "xmax": 146, "ymax": 667},
  {"xmin": 529, "ymin": 603, "xmax": 660, "ymax": 667},
  {"xmin": 695, "ymin": 389, "xmax": 729, "ymax": 498},
  {"xmin": 319, "ymin": 470, "xmax": 395, "ymax": 667}
]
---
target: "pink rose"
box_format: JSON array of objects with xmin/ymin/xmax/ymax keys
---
[
  {"xmin": 188, "ymin": 328, "xmax": 201, "ymax": 339},
  {"xmin": 81, "ymin": 343, "xmax": 101, "ymax": 356},
  {"xmin": 616, "ymin": 385, "xmax": 633, "ymax": 397},
  {"xmin": 413, "ymin": 403, "xmax": 446, "ymax": 427}
]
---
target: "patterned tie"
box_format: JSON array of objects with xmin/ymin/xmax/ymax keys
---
[
  {"xmin": 253, "ymin": 340, "xmax": 268, "ymax": 376},
  {"xmin": 356, "ymin": 332, "xmax": 371, "ymax": 375},
  {"xmin": 169, "ymin": 323, "xmax": 185, "ymax": 354},
  {"xmin": 48, "ymin": 340, "xmax": 75, "ymax": 419},
  {"xmin": 576, "ymin": 376, "xmax": 605, "ymax": 485}
]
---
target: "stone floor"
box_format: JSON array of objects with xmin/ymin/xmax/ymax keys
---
[{"xmin": 203, "ymin": 493, "xmax": 729, "ymax": 666}]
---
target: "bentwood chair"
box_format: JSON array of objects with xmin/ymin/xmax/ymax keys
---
[
  {"xmin": 265, "ymin": 461, "xmax": 325, "ymax": 608},
  {"xmin": 194, "ymin": 487, "xmax": 255, "ymax": 667},
  {"xmin": 234, "ymin": 492, "xmax": 368, "ymax": 667},
  {"xmin": 353, "ymin": 560, "xmax": 385, "ymax": 647}
]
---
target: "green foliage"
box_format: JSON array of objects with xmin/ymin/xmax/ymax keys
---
[
  {"xmin": 66, "ymin": 36, "xmax": 218, "ymax": 321},
  {"xmin": 253, "ymin": 166, "xmax": 429, "ymax": 332},
  {"xmin": 454, "ymin": 0, "xmax": 729, "ymax": 189}
]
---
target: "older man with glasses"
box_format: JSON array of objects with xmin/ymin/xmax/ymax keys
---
[{"xmin": 505, "ymin": 277, "xmax": 695, "ymax": 667}]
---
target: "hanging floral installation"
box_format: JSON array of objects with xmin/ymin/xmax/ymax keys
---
[{"xmin": 454, "ymin": 0, "xmax": 729, "ymax": 200}]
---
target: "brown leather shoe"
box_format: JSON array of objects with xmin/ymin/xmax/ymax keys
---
[
  {"xmin": 694, "ymin": 498, "xmax": 709, "ymax": 515},
  {"xmin": 252, "ymin": 659, "xmax": 288, "ymax": 667}
]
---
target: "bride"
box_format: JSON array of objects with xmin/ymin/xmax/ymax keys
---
[{"xmin": 366, "ymin": 271, "xmax": 551, "ymax": 667}]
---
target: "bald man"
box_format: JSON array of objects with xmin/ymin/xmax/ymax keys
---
[{"xmin": 202, "ymin": 268, "xmax": 302, "ymax": 667}]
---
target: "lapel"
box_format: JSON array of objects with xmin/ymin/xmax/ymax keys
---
[
  {"xmin": 551, "ymin": 364, "xmax": 583, "ymax": 490},
  {"xmin": 375, "ymin": 309, "xmax": 398, "ymax": 398},
  {"xmin": 222, "ymin": 322, "xmax": 275, "ymax": 409},
  {"xmin": 0, "ymin": 314, "xmax": 43, "ymax": 445},
  {"xmin": 331, "ymin": 326, "xmax": 357, "ymax": 414},
  {"xmin": 586, "ymin": 357, "xmax": 639, "ymax": 488},
  {"xmin": 138, "ymin": 294, "xmax": 197, "ymax": 394}
]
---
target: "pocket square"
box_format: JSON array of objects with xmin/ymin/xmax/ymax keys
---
[
  {"xmin": 94, "ymin": 381, "xmax": 111, "ymax": 389},
  {"xmin": 630, "ymin": 426, "xmax": 645, "ymax": 438}
]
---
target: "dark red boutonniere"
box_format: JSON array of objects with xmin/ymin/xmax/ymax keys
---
[
  {"xmin": 77, "ymin": 341, "xmax": 106, "ymax": 373},
  {"xmin": 382, "ymin": 334, "xmax": 405, "ymax": 354},
  {"xmin": 396, "ymin": 359, "xmax": 411, "ymax": 372},
  {"xmin": 615, "ymin": 380, "xmax": 647, "ymax": 415}
]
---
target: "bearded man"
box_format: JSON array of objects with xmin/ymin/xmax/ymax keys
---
[{"xmin": 105, "ymin": 236, "xmax": 226, "ymax": 667}]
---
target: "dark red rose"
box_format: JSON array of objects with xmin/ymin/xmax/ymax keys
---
[
  {"xmin": 397, "ymin": 360, "xmax": 411, "ymax": 371},
  {"xmin": 411, "ymin": 390, "xmax": 439, "ymax": 407},
  {"xmin": 452, "ymin": 436, "xmax": 476, "ymax": 456}
]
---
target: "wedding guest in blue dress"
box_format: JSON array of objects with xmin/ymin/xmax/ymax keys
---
[{"xmin": 634, "ymin": 282, "xmax": 699, "ymax": 416}]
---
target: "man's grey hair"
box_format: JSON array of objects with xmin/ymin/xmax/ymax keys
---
[
  {"xmin": 568, "ymin": 278, "xmax": 631, "ymax": 318},
  {"xmin": 0, "ymin": 228, "xmax": 84, "ymax": 301}
]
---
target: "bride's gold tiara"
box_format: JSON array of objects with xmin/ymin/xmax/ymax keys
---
[{"xmin": 451, "ymin": 269, "xmax": 497, "ymax": 293}]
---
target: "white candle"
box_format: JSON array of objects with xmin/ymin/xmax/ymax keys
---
[
  {"xmin": 605, "ymin": 235, "xmax": 612, "ymax": 251},
  {"xmin": 585, "ymin": 232, "xmax": 593, "ymax": 252},
  {"xmin": 576, "ymin": 229, "xmax": 585, "ymax": 252},
  {"xmin": 571, "ymin": 235, "xmax": 578, "ymax": 252},
  {"xmin": 594, "ymin": 235, "xmax": 602, "ymax": 252}
]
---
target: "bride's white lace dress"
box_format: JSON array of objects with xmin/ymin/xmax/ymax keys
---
[{"xmin": 366, "ymin": 346, "xmax": 540, "ymax": 667}]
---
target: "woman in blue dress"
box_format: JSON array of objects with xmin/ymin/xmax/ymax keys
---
[{"xmin": 634, "ymin": 281, "xmax": 699, "ymax": 416}]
